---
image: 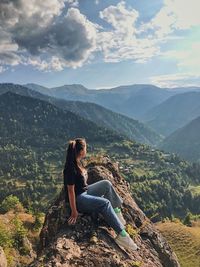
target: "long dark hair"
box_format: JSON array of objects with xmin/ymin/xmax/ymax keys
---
[{"xmin": 63, "ymin": 137, "xmax": 86, "ymax": 176}]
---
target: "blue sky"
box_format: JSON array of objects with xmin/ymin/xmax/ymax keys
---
[{"xmin": 0, "ymin": 0, "xmax": 199, "ymax": 89}]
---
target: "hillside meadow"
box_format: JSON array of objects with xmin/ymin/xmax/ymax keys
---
[{"xmin": 156, "ymin": 221, "xmax": 200, "ymax": 267}]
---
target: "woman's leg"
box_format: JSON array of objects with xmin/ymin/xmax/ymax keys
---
[
  {"xmin": 87, "ymin": 180, "xmax": 123, "ymax": 209},
  {"xmin": 76, "ymin": 192, "xmax": 124, "ymax": 234}
]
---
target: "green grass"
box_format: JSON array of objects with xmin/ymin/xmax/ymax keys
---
[
  {"xmin": 189, "ymin": 185, "xmax": 200, "ymax": 197},
  {"xmin": 132, "ymin": 168, "xmax": 147, "ymax": 176},
  {"xmin": 156, "ymin": 221, "xmax": 200, "ymax": 267}
]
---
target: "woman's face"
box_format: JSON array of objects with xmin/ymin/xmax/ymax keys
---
[{"xmin": 79, "ymin": 145, "xmax": 87, "ymax": 159}]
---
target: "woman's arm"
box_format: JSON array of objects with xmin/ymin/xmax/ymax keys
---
[
  {"xmin": 67, "ymin": 185, "xmax": 79, "ymax": 224},
  {"xmin": 68, "ymin": 184, "xmax": 77, "ymax": 212}
]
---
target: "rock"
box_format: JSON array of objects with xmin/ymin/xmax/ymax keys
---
[
  {"xmin": 0, "ymin": 246, "xmax": 7, "ymax": 267},
  {"xmin": 22, "ymin": 236, "xmax": 37, "ymax": 259},
  {"xmin": 29, "ymin": 156, "xmax": 180, "ymax": 267}
]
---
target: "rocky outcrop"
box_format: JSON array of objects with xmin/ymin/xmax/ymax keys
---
[
  {"xmin": 0, "ymin": 246, "xmax": 7, "ymax": 267},
  {"xmin": 29, "ymin": 156, "xmax": 180, "ymax": 267}
]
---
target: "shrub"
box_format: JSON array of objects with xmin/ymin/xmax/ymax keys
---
[
  {"xmin": 0, "ymin": 195, "xmax": 24, "ymax": 213},
  {"xmin": 33, "ymin": 212, "xmax": 44, "ymax": 231},
  {"xmin": 0, "ymin": 221, "xmax": 13, "ymax": 248},
  {"xmin": 11, "ymin": 215, "xmax": 28, "ymax": 253},
  {"xmin": 183, "ymin": 212, "xmax": 192, "ymax": 227}
]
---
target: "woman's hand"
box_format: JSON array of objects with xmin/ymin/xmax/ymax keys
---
[{"xmin": 68, "ymin": 209, "xmax": 79, "ymax": 225}]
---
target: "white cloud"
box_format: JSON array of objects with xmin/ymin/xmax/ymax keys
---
[
  {"xmin": 0, "ymin": 0, "xmax": 199, "ymax": 75},
  {"xmin": 139, "ymin": 0, "xmax": 200, "ymax": 86},
  {"xmin": 97, "ymin": 1, "xmax": 160, "ymax": 63},
  {"xmin": 165, "ymin": 0, "xmax": 200, "ymax": 30},
  {"xmin": 161, "ymin": 41, "xmax": 200, "ymax": 75},
  {"xmin": 140, "ymin": 0, "xmax": 200, "ymax": 39},
  {"xmin": 99, "ymin": 1, "xmax": 139, "ymax": 36},
  {"xmin": 0, "ymin": 66, "xmax": 7, "ymax": 73},
  {"xmin": 0, "ymin": 29, "xmax": 21, "ymax": 66},
  {"xmin": 66, "ymin": 0, "xmax": 79, "ymax": 7},
  {"xmin": 0, "ymin": 52, "xmax": 21, "ymax": 66},
  {"xmin": 25, "ymin": 56, "xmax": 64, "ymax": 72},
  {"xmin": 150, "ymin": 72, "xmax": 200, "ymax": 88}
]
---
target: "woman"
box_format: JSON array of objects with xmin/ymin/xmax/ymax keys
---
[{"xmin": 63, "ymin": 138, "xmax": 138, "ymax": 251}]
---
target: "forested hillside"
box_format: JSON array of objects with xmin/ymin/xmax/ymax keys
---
[
  {"xmin": 0, "ymin": 91, "xmax": 200, "ymax": 221},
  {"xmin": 0, "ymin": 83, "xmax": 162, "ymax": 146},
  {"xmin": 159, "ymin": 116, "xmax": 200, "ymax": 162},
  {"xmin": 144, "ymin": 92, "xmax": 200, "ymax": 136},
  {"xmin": 0, "ymin": 91, "xmax": 124, "ymax": 211}
]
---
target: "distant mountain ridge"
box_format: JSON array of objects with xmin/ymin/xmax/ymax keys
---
[
  {"xmin": 144, "ymin": 91, "xmax": 200, "ymax": 136},
  {"xmin": 25, "ymin": 83, "xmax": 200, "ymax": 123},
  {"xmin": 159, "ymin": 115, "xmax": 200, "ymax": 162},
  {"xmin": 2, "ymin": 82, "xmax": 200, "ymax": 148},
  {"xmin": 24, "ymin": 83, "xmax": 178, "ymax": 120},
  {"xmin": 54, "ymin": 100, "xmax": 163, "ymax": 146},
  {"xmin": 0, "ymin": 91, "xmax": 124, "ymax": 147},
  {"xmin": 0, "ymin": 83, "xmax": 162, "ymax": 145}
]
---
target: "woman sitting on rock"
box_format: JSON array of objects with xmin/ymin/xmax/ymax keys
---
[{"xmin": 63, "ymin": 137, "xmax": 138, "ymax": 252}]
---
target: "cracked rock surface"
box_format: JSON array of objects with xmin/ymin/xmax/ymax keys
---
[{"xmin": 29, "ymin": 156, "xmax": 180, "ymax": 267}]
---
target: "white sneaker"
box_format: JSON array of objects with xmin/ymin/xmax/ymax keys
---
[
  {"xmin": 116, "ymin": 211, "xmax": 126, "ymax": 225},
  {"xmin": 115, "ymin": 234, "xmax": 138, "ymax": 252}
]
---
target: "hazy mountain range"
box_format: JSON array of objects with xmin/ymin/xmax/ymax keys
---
[
  {"xmin": 0, "ymin": 91, "xmax": 124, "ymax": 149},
  {"xmin": 1, "ymin": 82, "xmax": 200, "ymax": 161},
  {"xmin": 0, "ymin": 83, "xmax": 162, "ymax": 146},
  {"xmin": 25, "ymin": 83, "xmax": 200, "ymax": 121},
  {"xmin": 143, "ymin": 91, "xmax": 200, "ymax": 136},
  {"xmin": 159, "ymin": 115, "xmax": 200, "ymax": 162}
]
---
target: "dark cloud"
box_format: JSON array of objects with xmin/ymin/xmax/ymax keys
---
[
  {"xmin": 0, "ymin": 51, "xmax": 21, "ymax": 65},
  {"xmin": 0, "ymin": 0, "xmax": 97, "ymax": 70},
  {"xmin": 47, "ymin": 9, "xmax": 96, "ymax": 63}
]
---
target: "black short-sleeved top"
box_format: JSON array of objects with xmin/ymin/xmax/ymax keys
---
[{"xmin": 63, "ymin": 167, "xmax": 88, "ymax": 202}]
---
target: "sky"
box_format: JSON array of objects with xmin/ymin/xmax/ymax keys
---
[{"xmin": 0, "ymin": 0, "xmax": 200, "ymax": 89}]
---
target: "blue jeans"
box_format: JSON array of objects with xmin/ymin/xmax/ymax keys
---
[{"xmin": 76, "ymin": 180, "xmax": 124, "ymax": 234}]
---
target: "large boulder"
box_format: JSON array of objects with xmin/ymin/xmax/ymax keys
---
[
  {"xmin": 0, "ymin": 246, "xmax": 7, "ymax": 267},
  {"xmin": 29, "ymin": 156, "xmax": 180, "ymax": 267}
]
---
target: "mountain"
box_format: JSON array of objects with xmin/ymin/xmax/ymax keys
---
[
  {"xmin": 159, "ymin": 116, "xmax": 200, "ymax": 162},
  {"xmin": 143, "ymin": 92, "xmax": 200, "ymax": 136},
  {"xmin": 1, "ymin": 88, "xmax": 200, "ymax": 221},
  {"xmin": 24, "ymin": 83, "xmax": 53, "ymax": 96},
  {"xmin": 0, "ymin": 91, "xmax": 124, "ymax": 147},
  {"xmin": 0, "ymin": 83, "xmax": 162, "ymax": 145},
  {"xmin": 0, "ymin": 91, "xmax": 125, "ymax": 208},
  {"xmin": 0, "ymin": 83, "xmax": 47, "ymax": 99},
  {"xmin": 1, "ymin": 84, "xmax": 200, "ymax": 266},
  {"xmin": 25, "ymin": 83, "xmax": 179, "ymax": 120},
  {"xmin": 25, "ymin": 83, "xmax": 89, "ymax": 99},
  {"xmin": 53, "ymin": 100, "xmax": 163, "ymax": 146},
  {"xmin": 29, "ymin": 157, "xmax": 180, "ymax": 267},
  {"xmin": 167, "ymin": 86, "xmax": 200, "ymax": 94},
  {"xmin": 25, "ymin": 83, "xmax": 200, "ymax": 123},
  {"xmin": 120, "ymin": 85, "xmax": 176, "ymax": 119}
]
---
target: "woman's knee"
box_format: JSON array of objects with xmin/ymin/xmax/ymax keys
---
[
  {"xmin": 98, "ymin": 198, "xmax": 111, "ymax": 212},
  {"xmin": 103, "ymin": 179, "xmax": 112, "ymax": 188},
  {"xmin": 77, "ymin": 194, "xmax": 110, "ymax": 212}
]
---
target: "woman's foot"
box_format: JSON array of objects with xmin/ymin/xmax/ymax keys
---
[
  {"xmin": 116, "ymin": 211, "xmax": 126, "ymax": 225},
  {"xmin": 115, "ymin": 233, "xmax": 138, "ymax": 251},
  {"xmin": 114, "ymin": 207, "xmax": 126, "ymax": 225}
]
